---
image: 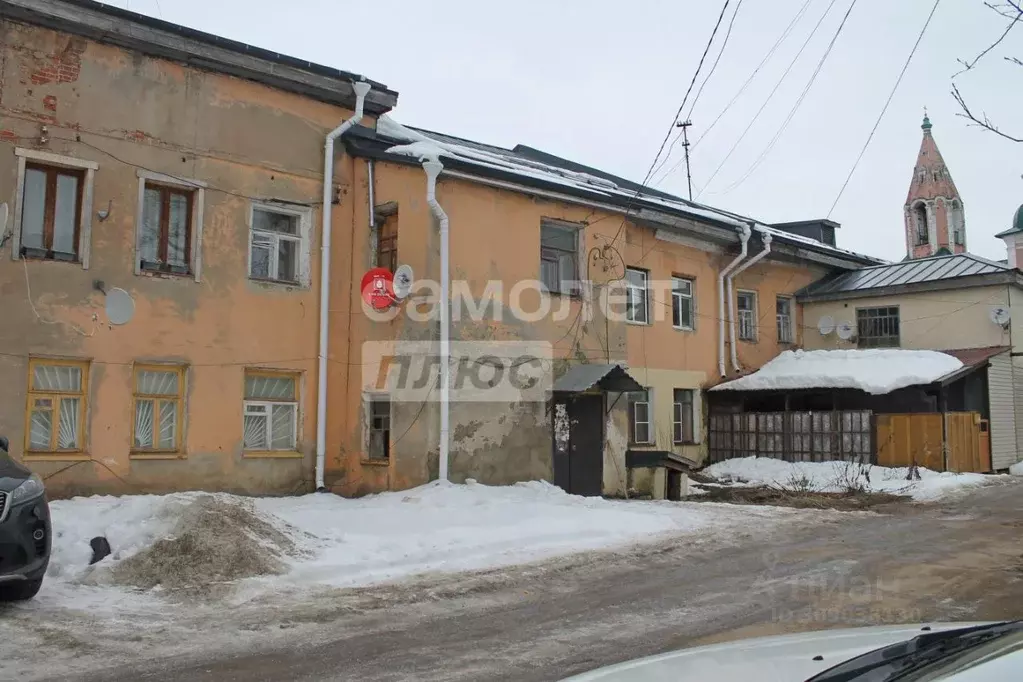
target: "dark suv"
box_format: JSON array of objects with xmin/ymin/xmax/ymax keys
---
[{"xmin": 0, "ymin": 436, "xmax": 50, "ymax": 601}]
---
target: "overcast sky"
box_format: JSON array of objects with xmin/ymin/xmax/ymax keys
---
[{"xmin": 121, "ymin": 0, "xmax": 1021, "ymax": 262}]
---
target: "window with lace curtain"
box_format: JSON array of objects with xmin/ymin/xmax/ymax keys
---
[
  {"xmin": 243, "ymin": 371, "xmax": 299, "ymax": 454},
  {"xmin": 26, "ymin": 359, "xmax": 88, "ymax": 453},
  {"xmin": 132, "ymin": 365, "xmax": 185, "ymax": 453}
]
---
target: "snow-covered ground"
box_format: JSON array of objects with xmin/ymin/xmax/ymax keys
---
[
  {"xmin": 41, "ymin": 479, "xmax": 809, "ymax": 607},
  {"xmin": 1010, "ymin": 461, "xmax": 1023, "ymax": 476},
  {"xmin": 702, "ymin": 457, "xmax": 1006, "ymax": 501}
]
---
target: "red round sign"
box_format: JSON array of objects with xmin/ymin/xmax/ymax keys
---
[{"xmin": 361, "ymin": 268, "xmax": 395, "ymax": 311}]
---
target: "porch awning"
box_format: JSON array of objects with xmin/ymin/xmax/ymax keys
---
[{"xmin": 553, "ymin": 363, "xmax": 644, "ymax": 394}]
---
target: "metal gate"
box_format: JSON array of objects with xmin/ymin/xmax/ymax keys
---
[{"xmin": 708, "ymin": 410, "xmax": 874, "ymax": 464}]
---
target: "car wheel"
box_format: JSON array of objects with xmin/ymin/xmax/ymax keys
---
[{"xmin": 0, "ymin": 578, "xmax": 43, "ymax": 602}]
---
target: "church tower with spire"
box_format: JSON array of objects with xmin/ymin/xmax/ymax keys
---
[{"xmin": 904, "ymin": 114, "xmax": 966, "ymax": 259}]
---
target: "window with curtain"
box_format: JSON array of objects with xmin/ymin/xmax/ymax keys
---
[
  {"xmin": 140, "ymin": 182, "xmax": 193, "ymax": 274},
  {"xmin": 26, "ymin": 359, "xmax": 88, "ymax": 452},
  {"xmin": 243, "ymin": 371, "xmax": 298, "ymax": 452},
  {"xmin": 20, "ymin": 163, "xmax": 83, "ymax": 262},
  {"xmin": 133, "ymin": 366, "xmax": 184, "ymax": 452}
]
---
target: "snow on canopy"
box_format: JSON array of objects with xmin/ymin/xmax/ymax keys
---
[{"xmin": 711, "ymin": 349, "xmax": 965, "ymax": 395}]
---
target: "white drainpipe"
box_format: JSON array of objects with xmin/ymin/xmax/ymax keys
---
[
  {"xmin": 315, "ymin": 80, "xmax": 372, "ymax": 492},
  {"xmin": 727, "ymin": 230, "xmax": 772, "ymax": 372},
  {"xmin": 718, "ymin": 224, "xmax": 751, "ymax": 377},
  {"xmin": 422, "ymin": 159, "xmax": 450, "ymax": 482}
]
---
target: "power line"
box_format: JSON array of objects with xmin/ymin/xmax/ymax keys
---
[
  {"xmin": 651, "ymin": 0, "xmax": 747, "ymax": 180},
  {"xmin": 716, "ymin": 0, "xmax": 861, "ymax": 194},
  {"xmin": 606, "ymin": 0, "xmax": 734, "ymax": 249},
  {"xmin": 695, "ymin": 0, "xmax": 842, "ymax": 199},
  {"xmin": 827, "ymin": 0, "xmax": 942, "ymax": 218},
  {"xmin": 653, "ymin": 0, "xmax": 815, "ymax": 186}
]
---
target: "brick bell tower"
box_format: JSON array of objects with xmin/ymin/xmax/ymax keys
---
[{"xmin": 904, "ymin": 114, "xmax": 966, "ymax": 259}]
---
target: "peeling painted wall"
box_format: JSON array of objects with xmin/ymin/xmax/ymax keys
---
[{"xmin": 0, "ymin": 20, "xmax": 371, "ymax": 496}]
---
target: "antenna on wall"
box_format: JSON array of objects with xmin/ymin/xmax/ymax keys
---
[
  {"xmin": 836, "ymin": 321, "xmax": 856, "ymax": 341},
  {"xmin": 817, "ymin": 315, "xmax": 835, "ymax": 336},
  {"xmin": 990, "ymin": 306, "xmax": 1011, "ymax": 329}
]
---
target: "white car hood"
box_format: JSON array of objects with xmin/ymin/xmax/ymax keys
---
[{"xmin": 563, "ymin": 623, "xmax": 992, "ymax": 682}]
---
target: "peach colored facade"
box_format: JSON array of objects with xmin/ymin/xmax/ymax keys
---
[{"xmin": 0, "ymin": 4, "xmax": 862, "ymax": 499}]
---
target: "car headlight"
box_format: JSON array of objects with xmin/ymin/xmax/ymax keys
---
[{"xmin": 10, "ymin": 474, "xmax": 45, "ymax": 505}]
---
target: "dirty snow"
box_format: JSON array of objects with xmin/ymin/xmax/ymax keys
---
[
  {"xmin": 1010, "ymin": 461, "xmax": 1023, "ymax": 476},
  {"xmin": 712, "ymin": 349, "xmax": 964, "ymax": 395},
  {"xmin": 702, "ymin": 457, "xmax": 1002, "ymax": 501},
  {"xmin": 42, "ymin": 480, "xmax": 809, "ymax": 604}
]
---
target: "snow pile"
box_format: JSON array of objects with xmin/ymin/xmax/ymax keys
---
[
  {"xmin": 702, "ymin": 457, "xmax": 1001, "ymax": 501},
  {"xmin": 1010, "ymin": 461, "xmax": 1023, "ymax": 476},
  {"xmin": 44, "ymin": 480, "xmax": 799, "ymax": 600},
  {"xmin": 712, "ymin": 349, "xmax": 963, "ymax": 395}
]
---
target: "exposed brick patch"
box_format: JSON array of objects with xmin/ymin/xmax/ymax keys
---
[
  {"xmin": 21, "ymin": 36, "xmax": 85, "ymax": 86},
  {"xmin": 0, "ymin": 130, "xmax": 17, "ymax": 142},
  {"xmin": 42, "ymin": 95, "xmax": 57, "ymax": 112}
]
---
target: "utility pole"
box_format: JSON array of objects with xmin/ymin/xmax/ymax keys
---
[{"xmin": 676, "ymin": 120, "xmax": 693, "ymax": 201}]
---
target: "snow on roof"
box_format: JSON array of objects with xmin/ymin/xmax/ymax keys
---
[
  {"xmin": 711, "ymin": 349, "xmax": 965, "ymax": 395},
  {"xmin": 378, "ymin": 116, "xmax": 875, "ymax": 252}
]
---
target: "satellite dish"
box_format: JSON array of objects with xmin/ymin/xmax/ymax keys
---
[
  {"xmin": 817, "ymin": 315, "xmax": 835, "ymax": 336},
  {"xmin": 393, "ymin": 264, "xmax": 414, "ymax": 300},
  {"xmin": 836, "ymin": 321, "xmax": 855, "ymax": 341},
  {"xmin": 105, "ymin": 287, "xmax": 135, "ymax": 325},
  {"xmin": 990, "ymin": 306, "xmax": 1011, "ymax": 327}
]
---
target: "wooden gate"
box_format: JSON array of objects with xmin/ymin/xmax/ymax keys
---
[
  {"xmin": 875, "ymin": 413, "xmax": 943, "ymax": 470},
  {"xmin": 945, "ymin": 413, "xmax": 992, "ymax": 473}
]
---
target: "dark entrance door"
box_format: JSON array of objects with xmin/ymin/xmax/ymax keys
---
[{"xmin": 552, "ymin": 393, "xmax": 604, "ymax": 496}]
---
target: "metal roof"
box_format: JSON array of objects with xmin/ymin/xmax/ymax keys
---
[
  {"xmin": 553, "ymin": 363, "xmax": 644, "ymax": 393},
  {"xmin": 796, "ymin": 253, "xmax": 1011, "ymax": 298}
]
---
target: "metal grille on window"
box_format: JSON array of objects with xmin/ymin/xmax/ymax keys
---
[
  {"xmin": 134, "ymin": 369, "xmax": 180, "ymax": 450},
  {"xmin": 29, "ymin": 363, "xmax": 83, "ymax": 451},
  {"xmin": 251, "ymin": 208, "xmax": 300, "ymax": 283},
  {"xmin": 672, "ymin": 277, "xmax": 693, "ymax": 329},
  {"xmin": 540, "ymin": 222, "xmax": 578, "ymax": 294},
  {"xmin": 856, "ymin": 307, "xmax": 900, "ymax": 348}
]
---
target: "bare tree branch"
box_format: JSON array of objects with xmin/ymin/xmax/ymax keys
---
[
  {"xmin": 952, "ymin": 2, "xmax": 1022, "ymax": 76},
  {"xmin": 952, "ymin": 83, "xmax": 1022, "ymax": 142}
]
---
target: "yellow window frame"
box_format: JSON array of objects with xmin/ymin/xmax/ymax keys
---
[
  {"xmin": 25, "ymin": 358, "xmax": 89, "ymax": 454},
  {"xmin": 131, "ymin": 364, "xmax": 186, "ymax": 454},
  {"xmin": 243, "ymin": 369, "xmax": 300, "ymax": 457}
]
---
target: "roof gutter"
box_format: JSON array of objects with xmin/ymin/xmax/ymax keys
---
[
  {"xmin": 315, "ymin": 80, "xmax": 371, "ymax": 492},
  {"xmin": 727, "ymin": 230, "xmax": 772, "ymax": 372},
  {"xmin": 719, "ymin": 224, "xmax": 751, "ymax": 377}
]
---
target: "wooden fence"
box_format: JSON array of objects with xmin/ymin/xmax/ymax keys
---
[{"xmin": 708, "ymin": 410, "xmax": 874, "ymax": 464}]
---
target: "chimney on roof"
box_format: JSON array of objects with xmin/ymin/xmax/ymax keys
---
[{"xmin": 771, "ymin": 219, "xmax": 840, "ymax": 247}]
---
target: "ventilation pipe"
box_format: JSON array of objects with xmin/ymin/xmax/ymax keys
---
[
  {"xmin": 316, "ymin": 80, "xmax": 372, "ymax": 492},
  {"xmin": 727, "ymin": 229, "xmax": 772, "ymax": 372},
  {"xmin": 718, "ymin": 224, "xmax": 751, "ymax": 377},
  {"xmin": 422, "ymin": 158, "xmax": 450, "ymax": 482}
]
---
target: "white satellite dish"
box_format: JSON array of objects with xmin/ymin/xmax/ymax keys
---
[
  {"xmin": 393, "ymin": 264, "xmax": 414, "ymax": 300},
  {"xmin": 817, "ymin": 315, "xmax": 835, "ymax": 336},
  {"xmin": 105, "ymin": 287, "xmax": 135, "ymax": 325},
  {"xmin": 989, "ymin": 306, "xmax": 1011, "ymax": 327},
  {"xmin": 836, "ymin": 320, "xmax": 856, "ymax": 341}
]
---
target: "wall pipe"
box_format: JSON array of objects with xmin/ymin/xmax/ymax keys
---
[
  {"xmin": 422, "ymin": 158, "xmax": 450, "ymax": 482},
  {"xmin": 718, "ymin": 224, "xmax": 751, "ymax": 377},
  {"xmin": 727, "ymin": 230, "xmax": 772, "ymax": 372},
  {"xmin": 315, "ymin": 80, "xmax": 371, "ymax": 492}
]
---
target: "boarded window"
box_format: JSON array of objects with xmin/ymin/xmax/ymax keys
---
[{"xmin": 377, "ymin": 217, "xmax": 398, "ymax": 273}]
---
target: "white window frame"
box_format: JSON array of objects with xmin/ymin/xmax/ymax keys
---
[
  {"xmin": 629, "ymin": 389, "xmax": 653, "ymax": 445},
  {"xmin": 737, "ymin": 290, "xmax": 758, "ymax": 342},
  {"xmin": 625, "ymin": 267, "xmax": 649, "ymax": 325},
  {"xmin": 671, "ymin": 276, "xmax": 695, "ymax": 330},
  {"xmin": 11, "ymin": 148, "xmax": 98, "ymax": 269},
  {"xmin": 134, "ymin": 169, "xmax": 206, "ymax": 282},
  {"xmin": 776, "ymin": 296, "xmax": 794, "ymax": 344},
  {"xmin": 242, "ymin": 400, "xmax": 298, "ymax": 452},
  {"xmin": 248, "ymin": 201, "xmax": 313, "ymax": 287}
]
